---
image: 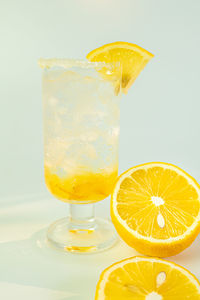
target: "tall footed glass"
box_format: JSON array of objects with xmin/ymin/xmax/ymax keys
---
[{"xmin": 39, "ymin": 59, "xmax": 121, "ymax": 253}]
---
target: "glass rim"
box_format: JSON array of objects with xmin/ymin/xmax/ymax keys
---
[{"xmin": 38, "ymin": 58, "xmax": 119, "ymax": 70}]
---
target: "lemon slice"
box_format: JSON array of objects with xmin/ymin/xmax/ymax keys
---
[
  {"xmin": 86, "ymin": 41, "xmax": 154, "ymax": 94},
  {"xmin": 95, "ymin": 256, "xmax": 200, "ymax": 300},
  {"xmin": 111, "ymin": 162, "xmax": 200, "ymax": 257}
]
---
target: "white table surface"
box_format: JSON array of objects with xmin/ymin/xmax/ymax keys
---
[{"xmin": 1, "ymin": 193, "xmax": 200, "ymax": 300}]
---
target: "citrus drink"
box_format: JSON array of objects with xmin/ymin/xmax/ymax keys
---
[{"xmin": 41, "ymin": 59, "xmax": 121, "ymax": 204}]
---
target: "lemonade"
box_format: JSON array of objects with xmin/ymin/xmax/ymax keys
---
[
  {"xmin": 39, "ymin": 42, "xmax": 153, "ymax": 253},
  {"xmin": 41, "ymin": 59, "xmax": 121, "ymax": 204}
]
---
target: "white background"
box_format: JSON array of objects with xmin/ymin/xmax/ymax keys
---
[{"xmin": 1, "ymin": 0, "xmax": 200, "ymax": 299}]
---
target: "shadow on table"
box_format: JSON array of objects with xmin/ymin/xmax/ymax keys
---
[
  {"xmin": 0, "ymin": 227, "xmax": 135, "ymax": 300},
  {"xmin": 168, "ymin": 234, "xmax": 200, "ymax": 278}
]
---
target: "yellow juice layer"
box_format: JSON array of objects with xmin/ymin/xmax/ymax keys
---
[{"xmin": 44, "ymin": 166, "xmax": 118, "ymax": 203}]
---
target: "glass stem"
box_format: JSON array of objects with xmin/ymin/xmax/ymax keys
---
[{"xmin": 69, "ymin": 203, "xmax": 96, "ymax": 231}]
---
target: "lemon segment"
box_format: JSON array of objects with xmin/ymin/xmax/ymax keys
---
[{"xmin": 87, "ymin": 41, "xmax": 154, "ymax": 94}]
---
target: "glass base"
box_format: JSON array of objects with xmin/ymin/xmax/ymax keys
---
[{"xmin": 47, "ymin": 217, "xmax": 117, "ymax": 254}]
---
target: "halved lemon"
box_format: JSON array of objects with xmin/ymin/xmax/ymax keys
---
[
  {"xmin": 111, "ymin": 162, "xmax": 200, "ymax": 257},
  {"xmin": 86, "ymin": 41, "xmax": 154, "ymax": 94},
  {"xmin": 95, "ymin": 256, "xmax": 200, "ymax": 299}
]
